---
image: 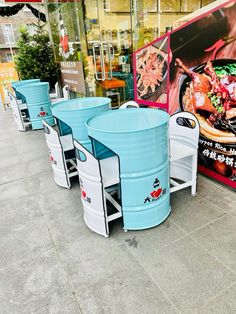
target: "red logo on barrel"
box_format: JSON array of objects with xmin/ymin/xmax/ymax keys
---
[{"xmin": 150, "ymin": 188, "xmax": 162, "ymax": 199}]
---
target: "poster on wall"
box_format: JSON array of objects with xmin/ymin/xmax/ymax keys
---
[
  {"xmin": 133, "ymin": 0, "xmax": 236, "ymax": 189},
  {"xmin": 169, "ymin": 0, "xmax": 236, "ymax": 189},
  {"xmin": 133, "ymin": 36, "xmax": 169, "ymax": 110},
  {"xmin": 0, "ymin": 62, "xmax": 19, "ymax": 106}
]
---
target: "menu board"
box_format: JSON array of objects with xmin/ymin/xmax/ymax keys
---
[
  {"xmin": 60, "ymin": 61, "xmax": 86, "ymax": 95},
  {"xmin": 134, "ymin": 0, "xmax": 236, "ymax": 189}
]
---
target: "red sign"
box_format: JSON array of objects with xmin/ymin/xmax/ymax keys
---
[
  {"xmin": 4, "ymin": 0, "xmax": 79, "ymax": 2},
  {"xmin": 4, "ymin": 0, "xmax": 42, "ymax": 2}
]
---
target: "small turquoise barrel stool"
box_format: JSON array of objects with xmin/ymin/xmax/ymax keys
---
[
  {"xmin": 11, "ymin": 79, "xmax": 40, "ymax": 102},
  {"xmin": 17, "ymin": 82, "xmax": 54, "ymax": 130},
  {"xmin": 51, "ymin": 97, "xmax": 111, "ymax": 152},
  {"xmin": 87, "ymin": 108, "xmax": 171, "ymax": 230}
]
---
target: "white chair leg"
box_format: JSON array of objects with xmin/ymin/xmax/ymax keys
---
[{"xmin": 191, "ymin": 154, "xmax": 198, "ymax": 196}]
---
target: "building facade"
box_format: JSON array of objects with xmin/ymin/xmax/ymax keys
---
[{"xmin": 0, "ymin": 1, "xmax": 45, "ymax": 63}]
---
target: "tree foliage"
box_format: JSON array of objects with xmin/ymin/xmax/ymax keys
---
[{"xmin": 15, "ymin": 27, "xmax": 59, "ymax": 89}]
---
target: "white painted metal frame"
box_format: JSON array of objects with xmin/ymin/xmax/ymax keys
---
[
  {"xmin": 9, "ymin": 92, "xmax": 31, "ymax": 131},
  {"xmin": 169, "ymin": 111, "xmax": 200, "ymax": 196},
  {"xmin": 119, "ymin": 100, "xmax": 139, "ymax": 109},
  {"xmin": 74, "ymin": 140, "xmax": 121, "ymax": 237},
  {"xmin": 42, "ymin": 120, "xmax": 77, "ymax": 189},
  {"xmin": 62, "ymin": 85, "xmax": 70, "ymax": 100}
]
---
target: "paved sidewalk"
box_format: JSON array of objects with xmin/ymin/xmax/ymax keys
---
[{"xmin": 0, "ymin": 106, "xmax": 235, "ymax": 314}]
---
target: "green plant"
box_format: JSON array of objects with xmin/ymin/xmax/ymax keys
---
[{"xmin": 15, "ymin": 26, "xmax": 59, "ymax": 89}]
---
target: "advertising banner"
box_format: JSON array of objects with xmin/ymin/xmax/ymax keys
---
[
  {"xmin": 134, "ymin": 0, "xmax": 236, "ymax": 189},
  {"xmin": 0, "ymin": 62, "xmax": 18, "ymax": 106},
  {"xmin": 170, "ymin": 0, "xmax": 236, "ymax": 189}
]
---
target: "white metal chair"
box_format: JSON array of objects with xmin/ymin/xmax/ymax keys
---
[
  {"xmin": 9, "ymin": 92, "xmax": 31, "ymax": 131},
  {"xmin": 42, "ymin": 120, "xmax": 77, "ymax": 189},
  {"xmin": 169, "ymin": 111, "xmax": 200, "ymax": 196},
  {"xmin": 3, "ymin": 87, "xmax": 10, "ymax": 110},
  {"xmin": 74, "ymin": 140, "xmax": 122, "ymax": 237},
  {"xmin": 119, "ymin": 100, "xmax": 139, "ymax": 109},
  {"xmin": 50, "ymin": 82, "xmax": 60, "ymax": 99},
  {"xmin": 62, "ymin": 85, "xmax": 70, "ymax": 100}
]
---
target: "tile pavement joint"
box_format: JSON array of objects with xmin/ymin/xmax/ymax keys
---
[
  {"xmin": 120, "ymin": 243, "xmax": 181, "ymax": 313},
  {"xmin": 31, "ymin": 186, "xmax": 84, "ymax": 314}
]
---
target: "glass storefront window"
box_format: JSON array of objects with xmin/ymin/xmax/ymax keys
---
[{"xmin": 45, "ymin": 0, "xmax": 217, "ymax": 102}]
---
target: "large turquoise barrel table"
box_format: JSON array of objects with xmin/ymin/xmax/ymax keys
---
[
  {"xmin": 11, "ymin": 79, "xmax": 40, "ymax": 102},
  {"xmin": 51, "ymin": 97, "xmax": 111, "ymax": 152},
  {"xmin": 16, "ymin": 82, "xmax": 54, "ymax": 130},
  {"xmin": 87, "ymin": 108, "xmax": 171, "ymax": 230}
]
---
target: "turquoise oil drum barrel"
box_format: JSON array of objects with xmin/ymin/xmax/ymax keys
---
[
  {"xmin": 86, "ymin": 108, "xmax": 171, "ymax": 230},
  {"xmin": 17, "ymin": 82, "xmax": 54, "ymax": 130},
  {"xmin": 51, "ymin": 97, "xmax": 111, "ymax": 152},
  {"xmin": 11, "ymin": 79, "xmax": 40, "ymax": 102}
]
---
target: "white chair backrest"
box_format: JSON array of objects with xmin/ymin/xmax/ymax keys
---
[
  {"xmin": 169, "ymin": 111, "xmax": 200, "ymax": 148},
  {"xmin": 9, "ymin": 92, "xmax": 17, "ymax": 107},
  {"xmin": 42, "ymin": 119, "xmax": 61, "ymax": 146},
  {"xmin": 119, "ymin": 100, "xmax": 139, "ymax": 109},
  {"xmin": 42, "ymin": 119, "xmax": 66, "ymax": 170},
  {"xmin": 55, "ymin": 82, "xmax": 60, "ymax": 97},
  {"xmin": 3, "ymin": 87, "xmax": 10, "ymax": 104},
  {"xmin": 74, "ymin": 140, "xmax": 101, "ymax": 181},
  {"xmin": 9, "ymin": 92, "xmax": 25, "ymax": 131},
  {"xmin": 74, "ymin": 139, "xmax": 106, "ymax": 232},
  {"xmin": 62, "ymin": 85, "xmax": 70, "ymax": 100}
]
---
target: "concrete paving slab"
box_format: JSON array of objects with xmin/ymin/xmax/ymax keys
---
[
  {"xmin": 130, "ymin": 236, "xmax": 236, "ymax": 312},
  {"xmin": 0, "ymin": 213, "xmax": 53, "ymax": 269},
  {"xmin": 0, "ymin": 178, "xmax": 33, "ymax": 202},
  {"xmin": 198, "ymin": 175, "xmax": 236, "ymax": 212},
  {"xmin": 44, "ymin": 203, "xmax": 83, "ymax": 246},
  {"xmin": 15, "ymin": 137, "xmax": 49, "ymax": 154},
  {"xmin": 0, "ymin": 144, "xmax": 19, "ymax": 159},
  {"xmin": 0, "ymin": 195, "xmax": 43, "ymax": 231},
  {"xmin": 34, "ymin": 296, "xmax": 82, "ymax": 314},
  {"xmin": 231, "ymin": 210, "xmax": 236, "ymax": 216},
  {"xmin": 0, "ymin": 249, "xmax": 71, "ymax": 314},
  {"xmin": 75, "ymin": 268, "xmax": 177, "ymax": 314},
  {"xmin": 191, "ymin": 214, "xmax": 236, "ymax": 273},
  {"xmin": 33, "ymin": 181, "xmax": 81, "ymax": 214},
  {"xmin": 23, "ymin": 155, "xmax": 52, "ymax": 177},
  {"xmin": 195, "ymin": 283, "xmax": 236, "ymax": 314},
  {"xmin": 28, "ymin": 171, "xmax": 60, "ymax": 194},
  {"xmin": 56, "ymin": 236, "xmax": 177, "ymax": 314},
  {"xmin": 0, "ymin": 160, "xmax": 27, "ymax": 184},
  {"xmin": 170, "ymin": 189, "xmax": 227, "ymax": 233},
  {"xmin": 111, "ymin": 217, "xmax": 186, "ymax": 250}
]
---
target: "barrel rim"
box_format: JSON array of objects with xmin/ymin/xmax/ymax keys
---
[
  {"xmin": 26, "ymin": 100, "xmax": 51, "ymax": 106},
  {"xmin": 17, "ymin": 82, "xmax": 49, "ymax": 88},
  {"xmin": 11, "ymin": 79, "xmax": 40, "ymax": 87},
  {"xmin": 51, "ymin": 97, "xmax": 111, "ymax": 112},
  {"xmin": 86, "ymin": 108, "xmax": 169, "ymax": 134}
]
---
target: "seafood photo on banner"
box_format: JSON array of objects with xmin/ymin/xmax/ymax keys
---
[{"xmin": 136, "ymin": 38, "xmax": 168, "ymax": 103}]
